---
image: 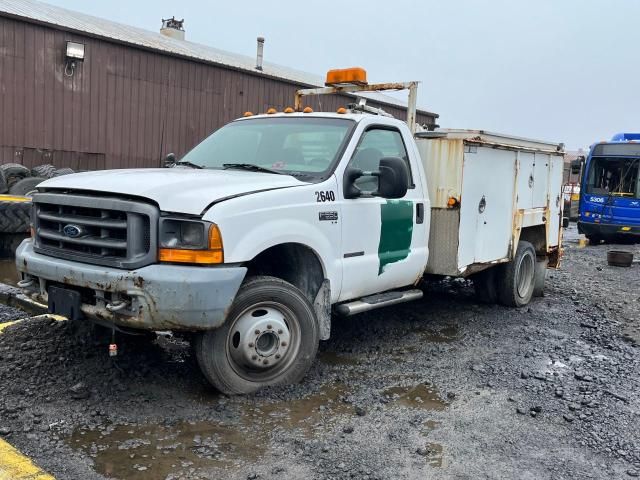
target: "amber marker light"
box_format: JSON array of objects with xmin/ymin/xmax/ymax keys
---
[
  {"xmin": 266, "ymin": 108, "xmax": 277, "ymax": 114},
  {"xmin": 243, "ymin": 111, "xmax": 254, "ymax": 117},
  {"xmin": 283, "ymin": 107, "xmax": 294, "ymax": 113},
  {"xmin": 336, "ymin": 107, "xmax": 347, "ymax": 114},
  {"xmin": 303, "ymin": 106, "xmax": 313, "ymax": 113}
]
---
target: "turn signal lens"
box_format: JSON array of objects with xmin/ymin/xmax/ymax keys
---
[
  {"xmin": 159, "ymin": 249, "xmax": 222, "ymax": 264},
  {"xmin": 303, "ymin": 106, "xmax": 313, "ymax": 113},
  {"xmin": 325, "ymin": 67, "xmax": 368, "ymax": 86},
  {"xmin": 447, "ymin": 197, "xmax": 459, "ymax": 207},
  {"xmin": 208, "ymin": 224, "xmax": 223, "ymax": 250}
]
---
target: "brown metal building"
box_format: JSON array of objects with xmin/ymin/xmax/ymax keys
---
[{"xmin": 0, "ymin": 0, "xmax": 439, "ymax": 172}]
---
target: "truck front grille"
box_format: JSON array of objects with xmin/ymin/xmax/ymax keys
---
[{"xmin": 33, "ymin": 193, "xmax": 158, "ymax": 269}]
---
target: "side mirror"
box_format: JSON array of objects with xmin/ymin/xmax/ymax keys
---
[
  {"xmin": 343, "ymin": 157, "xmax": 409, "ymax": 200},
  {"xmin": 344, "ymin": 168, "xmax": 364, "ymax": 199},
  {"xmin": 570, "ymin": 158, "xmax": 582, "ymax": 175},
  {"xmin": 164, "ymin": 152, "xmax": 176, "ymax": 168},
  {"xmin": 375, "ymin": 157, "xmax": 409, "ymax": 199}
]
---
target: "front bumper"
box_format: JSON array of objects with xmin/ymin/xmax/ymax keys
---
[
  {"xmin": 577, "ymin": 221, "xmax": 640, "ymax": 238},
  {"xmin": 16, "ymin": 240, "xmax": 247, "ymax": 331}
]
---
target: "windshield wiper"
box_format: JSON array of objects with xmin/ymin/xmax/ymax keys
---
[
  {"xmin": 222, "ymin": 163, "xmax": 284, "ymax": 175},
  {"xmin": 175, "ymin": 160, "xmax": 203, "ymax": 169}
]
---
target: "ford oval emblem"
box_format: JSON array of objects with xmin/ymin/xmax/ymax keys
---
[{"xmin": 63, "ymin": 224, "xmax": 84, "ymax": 238}]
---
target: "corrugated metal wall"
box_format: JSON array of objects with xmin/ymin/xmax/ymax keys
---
[{"xmin": 0, "ymin": 16, "xmax": 437, "ymax": 171}]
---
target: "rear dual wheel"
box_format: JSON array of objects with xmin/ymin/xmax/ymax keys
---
[
  {"xmin": 498, "ymin": 241, "xmax": 537, "ymax": 307},
  {"xmin": 473, "ymin": 241, "xmax": 539, "ymax": 307},
  {"xmin": 195, "ymin": 276, "xmax": 319, "ymax": 395}
]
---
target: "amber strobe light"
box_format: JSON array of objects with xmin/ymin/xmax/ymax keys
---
[
  {"xmin": 159, "ymin": 225, "xmax": 224, "ymax": 264},
  {"xmin": 325, "ymin": 67, "xmax": 368, "ymax": 86}
]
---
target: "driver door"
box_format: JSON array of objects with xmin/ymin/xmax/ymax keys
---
[{"xmin": 339, "ymin": 125, "xmax": 427, "ymax": 301}]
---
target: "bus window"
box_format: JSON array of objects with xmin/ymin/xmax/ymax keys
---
[{"xmin": 586, "ymin": 157, "xmax": 640, "ymax": 198}]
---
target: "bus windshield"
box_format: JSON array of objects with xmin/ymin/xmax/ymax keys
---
[{"xmin": 585, "ymin": 156, "xmax": 640, "ymax": 198}]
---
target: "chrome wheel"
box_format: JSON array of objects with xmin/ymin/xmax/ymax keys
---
[
  {"xmin": 227, "ymin": 302, "xmax": 300, "ymax": 382},
  {"xmin": 516, "ymin": 249, "xmax": 535, "ymax": 298}
]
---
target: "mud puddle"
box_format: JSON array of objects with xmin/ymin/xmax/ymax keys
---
[
  {"xmin": 69, "ymin": 420, "xmax": 259, "ymax": 480},
  {"xmin": 0, "ymin": 258, "xmax": 18, "ymax": 286},
  {"xmin": 318, "ymin": 350, "xmax": 361, "ymax": 366},
  {"xmin": 69, "ymin": 383, "xmax": 353, "ymax": 479},
  {"xmin": 420, "ymin": 442, "xmax": 445, "ymax": 467},
  {"xmin": 383, "ymin": 383, "xmax": 448, "ymax": 411},
  {"xmin": 420, "ymin": 325, "xmax": 459, "ymax": 343}
]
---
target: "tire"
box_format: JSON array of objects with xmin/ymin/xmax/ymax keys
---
[
  {"xmin": 0, "ymin": 172, "xmax": 8, "ymax": 194},
  {"xmin": 0, "ymin": 200, "xmax": 31, "ymax": 233},
  {"xmin": 473, "ymin": 267, "xmax": 499, "ymax": 304},
  {"xmin": 533, "ymin": 258, "xmax": 548, "ymax": 297},
  {"xmin": 52, "ymin": 167, "xmax": 75, "ymax": 177},
  {"xmin": 9, "ymin": 177, "xmax": 46, "ymax": 197},
  {"xmin": 0, "ymin": 163, "xmax": 30, "ymax": 188},
  {"xmin": 195, "ymin": 276, "xmax": 319, "ymax": 395},
  {"xmin": 497, "ymin": 240, "xmax": 536, "ymax": 307},
  {"xmin": 586, "ymin": 234, "xmax": 601, "ymax": 245},
  {"xmin": 31, "ymin": 164, "xmax": 57, "ymax": 179}
]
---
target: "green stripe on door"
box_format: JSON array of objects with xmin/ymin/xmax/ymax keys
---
[{"xmin": 378, "ymin": 200, "xmax": 413, "ymax": 275}]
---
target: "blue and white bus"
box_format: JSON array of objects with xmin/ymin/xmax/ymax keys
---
[{"xmin": 578, "ymin": 133, "xmax": 640, "ymax": 243}]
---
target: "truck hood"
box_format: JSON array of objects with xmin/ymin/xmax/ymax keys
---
[{"xmin": 40, "ymin": 168, "xmax": 307, "ymax": 215}]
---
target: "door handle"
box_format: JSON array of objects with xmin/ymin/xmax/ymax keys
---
[{"xmin": 416, "ymin": 202, "xmax": 424, "ymax": 224}]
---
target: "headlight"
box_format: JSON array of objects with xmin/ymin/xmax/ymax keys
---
[
  {"xmin": 159, "ymin": 218, "xmax": 223, "ymax": 264},
  {"xmin": 160, "ymin": 219, "xmax": 205, "ymax": 248}
]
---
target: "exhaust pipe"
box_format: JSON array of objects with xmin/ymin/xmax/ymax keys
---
[{"xmin": 256, "ymin": 36, "xmax": 264, "ymax": 71}]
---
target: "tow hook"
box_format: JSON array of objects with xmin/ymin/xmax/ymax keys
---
[
  {"xmin": 17, "ymin": 278, "xmax": 35, "ymax": 288},
  {"xmin": 106, "ymin": 300, "xmax": 129, "ymax": 313}
]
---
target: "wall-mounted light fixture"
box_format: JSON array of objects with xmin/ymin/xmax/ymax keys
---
[{"xmin": 64, "ymin": 41, "xmax": 85, "ymax": 77}]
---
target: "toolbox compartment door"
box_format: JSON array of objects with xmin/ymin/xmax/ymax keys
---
[{"xmin": 458, "ymin": 146, "xmax": 516, "ymax": 267}]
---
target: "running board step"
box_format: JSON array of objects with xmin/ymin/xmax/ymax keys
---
[{"xmin": 335, "ymin": 289, "xmax": 423, "ymax": 316}]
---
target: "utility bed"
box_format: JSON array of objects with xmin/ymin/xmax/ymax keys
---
[{"xmin": 415, "ymin": 129, "xmax": 565, "ymax": 276}]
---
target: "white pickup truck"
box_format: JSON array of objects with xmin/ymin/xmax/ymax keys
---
[{"xmin": 16, "ymin": 70, "xmax": 564, "ymax": 394}]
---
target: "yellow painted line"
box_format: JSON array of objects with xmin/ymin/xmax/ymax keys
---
[
  {"xmin": 0, "ymin": 320, "xmax": 22, "ymax": 333},
  {"xmin": 0, "ymin": 314, "xmax": 67, "ymax": 334},
  {"xmin": 0, "ymin": 437, "xmax": 55, "ymax": 480},
  {"xmin": 0, "ymin": 194, "xmax": 31, "ymax": 203}
]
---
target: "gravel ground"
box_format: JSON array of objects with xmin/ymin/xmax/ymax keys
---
[{"xmin": 0, "ymin": 224, "xmax": 638, "ymax": 480}]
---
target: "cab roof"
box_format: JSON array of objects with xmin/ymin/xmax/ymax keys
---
[{"xmin": 233, "ymin": 111, "xmax": 402, "ymax": 124}]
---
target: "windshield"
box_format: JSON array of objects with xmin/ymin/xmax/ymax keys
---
[
  {"xmin": 180, "ymin": 117, "xmax": 354, "ymax": 180},
  {"xmin": 585, "ymin": 156, "xmax": 640, "ymax": 198}
]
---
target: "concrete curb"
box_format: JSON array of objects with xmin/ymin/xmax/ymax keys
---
[{"xmin": 0, "ymin": 283, "xmax": 47, "ymax": 316}]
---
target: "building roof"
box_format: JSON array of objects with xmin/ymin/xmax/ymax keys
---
[{"xmin": 0, "ymin": 0, "xmax": 438, "ymax": 119}]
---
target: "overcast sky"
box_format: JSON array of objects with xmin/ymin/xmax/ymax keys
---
[{"xmin": 45, "ymin": 0, "xmax": 640, "ymax": 150}]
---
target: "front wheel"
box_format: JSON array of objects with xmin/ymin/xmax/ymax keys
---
[
  {"xmin": 195, "ymin": 276, "xmax": 319, "ymax": 395},
  {"xmin": 497, "ymin": 241, "xmax": 536, "ymax": 307},
  {"xmin": 585, "ymin": 234, "xmax": 601, "ymax": 245}
]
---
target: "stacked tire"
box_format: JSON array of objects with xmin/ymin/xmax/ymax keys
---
[
  {"xmin": 0, "ymin": 197, "xmax": 30, "ymax": 233},
  {"xmin": 0, "ymin": 163, "xmax": 75, "ymax": 196},
  {"xmin": 0, "ymin": 163, "xmax": 75, "ymax": 234}
]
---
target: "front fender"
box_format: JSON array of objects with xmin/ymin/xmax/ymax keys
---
[{"xmin": 205, "ymin": 178, "xmax": 343, "ymax": 301}]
